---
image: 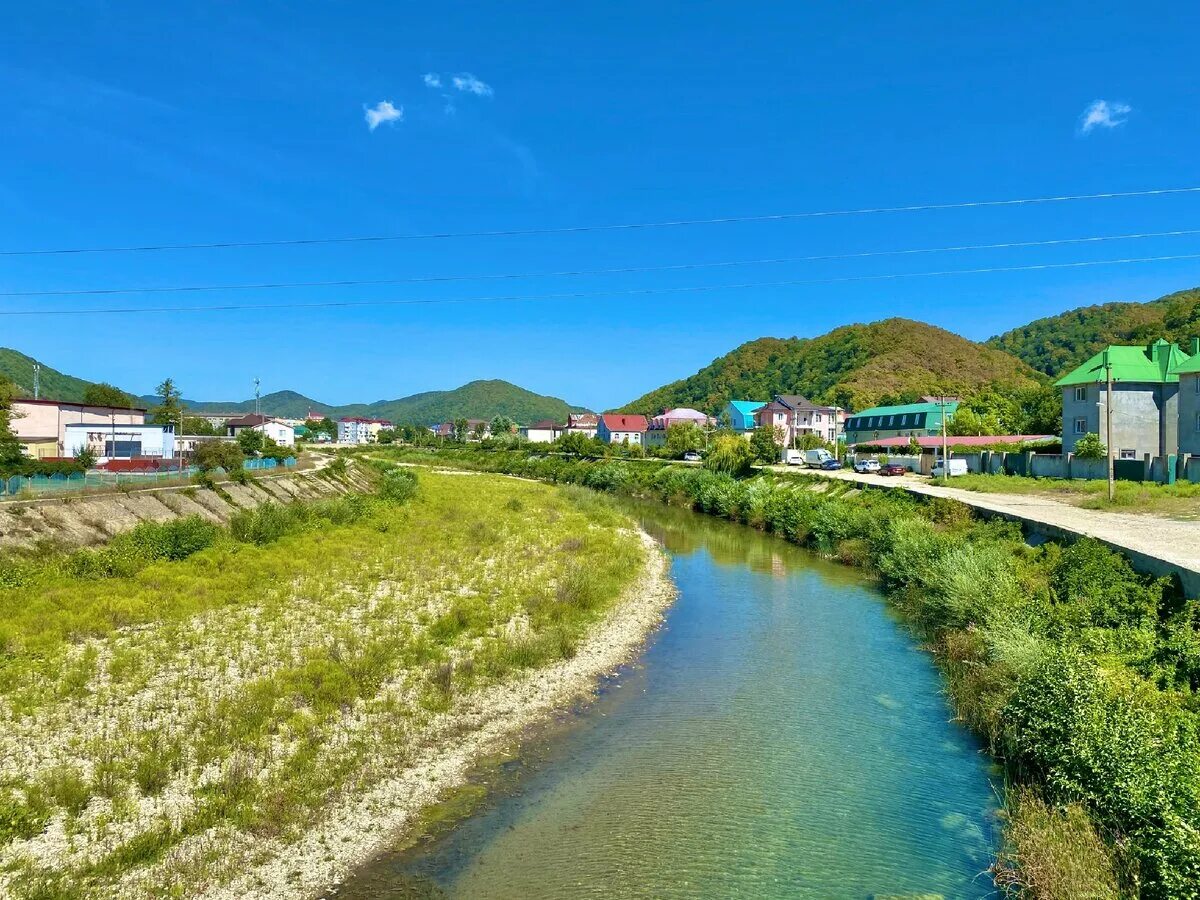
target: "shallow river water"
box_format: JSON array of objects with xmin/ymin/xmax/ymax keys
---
[{"xmin": 340, "ymin": 502, "xmax": 1000, "ymax": 899}]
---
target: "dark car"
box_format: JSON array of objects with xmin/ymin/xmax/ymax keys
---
[
  {"xmin": 880, "ymin": 463, "xmax": 908, "ymax": 477},
  {"xmin": 820, "ymin": 458, "xmax": 842, "ymax": 470}
]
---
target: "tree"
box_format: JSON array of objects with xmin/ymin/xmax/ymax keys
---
[
  {"xmin": 452, "ymin": 418, "xmax": 469, "ymax": 443},
  {"xmin": 376, "ymin": 428, "xmax": 396, "ymax": 444},
  {"xmin": 948, "ymin": 406, "xmax": 1005, "ymax": 437},
  {"xmin": 749, "ymin": 425, "xmax": 783, "ymax": 463},
  {"xmin": 472, "ymin": 421, "xmax": 488, "ymax": 441},
  {"xmin": 663, "ymin": 422, "xmax": 704, "ymax": 458},
  {"xmin": 555, "ymin": 431, "xmax": 602, "ymax": 457},
  {"xmin": 182, "ymin": 416, "xmax": 217, "ymax": 436},
  {"xmin": 151, "ymin": 378, "xmax": 185, "ymax": 426},
  {"xmin": 489, "ymin": 415, "xmax": 516, "ymax": 436},
  {"xmin": 1073, "ymin": 432, "xmax": 1107, "ymax": 460},
  {"xmin": 73, "ymin": 444, "xmax": 97, "ymax": 470},
  {"xmin": 194, "ymin": 441, "xmax": 244, "ymax": 472},
  {"xmin": 0, "ymin": 377, "xmax": 25, "ymax": 470},
  {"xmin": 907, "ymin": 435, "xmax": 923, "ymax": 456},
  {"xmin": 237, "ymin": 428, "xmax": 265, "ymax": 455},
  {"xmin": 704, "ymin": 434, "xmax": 755, "ymax": 476},
  {"xmin": 83, "ymin": 382, "xmax": 135, "ymax": 409}
]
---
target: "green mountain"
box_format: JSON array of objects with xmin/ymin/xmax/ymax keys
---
[
  {"xmin": 0, "ymin": 348, "xmax": 101, "ymax": 402},
  {"xmin": 622, "ymin": 318, "xmax": 1044, "ymax": 415},
  {"xmin": 987, "ymin": 287, "xmax": 1200, "ymax": 377}
]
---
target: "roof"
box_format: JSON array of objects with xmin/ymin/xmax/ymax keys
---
[
  {"xmin": 849, "ymin": 400, "xmax": 958, "ymax": 419},
  {"xmin": 726, "ymin": 400, "xmax": 767, "ymax": 415},
  {"xmin": 854, "ymin": 434, "xmax": 1056, "ymax": 448},
  {"xmin": 226, "ymin": 413, "xmax": 271, "ymax": 428},
  {"xmin": 14, "ymin": 397, "xmax": 147, "ymax": 413},
  {"xmin": 775, "ymin": 394, "xmax": 817, "ymax": 410},
  {"xmin": 339, "ymin": 416, "xmax": 392, "ymax": 425},
  {"xmin": 755, "ymin": 400, "xmax": 791, "ymax": 414},
  {"xmin": 567, "ymin": 413, "xmax": 599, "ymax": 427},
  {"xmin": 1056, "ymin": 339, "xmax": 1190, "ymax": 386},
  {"xmin": 648, "ymin": 408, "xmax": 712, "ymax": 429},
  {"xmin": 1169, "ymin": 341, "xmax": 1200, "ymax": 375},
  {"xmin": 600, "ymin": 413, "xmax": 648, "ymax": 432},
  {"xmin": 524, "ymin": 419, "xmax": 561, "ymax": 429}
]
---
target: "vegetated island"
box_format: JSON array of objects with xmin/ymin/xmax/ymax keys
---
[{"xmin": 0, "ymin": 461, "xmax": 674, "ymax": 899}]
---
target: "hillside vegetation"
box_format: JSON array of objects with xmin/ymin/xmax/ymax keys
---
[
  {"xmin": 623, "ymin": 318, "xmax": 1043, "ymax": 414},
  {"xmin": 0, "ymin": 349, "xmax": 100, "ymax": 403},
  {"xmin": 988, "ymin": 287, "xmax": 1200, "ymax": 376}
]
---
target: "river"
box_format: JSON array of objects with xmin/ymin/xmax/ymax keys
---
[{"xmin": 339, "ymin": 501, "xmax": 1000, "ymax": 899}]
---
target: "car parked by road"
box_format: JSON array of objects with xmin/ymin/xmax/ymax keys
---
[
  {"xmin": 682, "ymin": 451, "xmax": 702, "ymax": 462},
  {"xmin": 853, "ymin": 459, "xmax": 881, "ymax": 474},
  {"xmin": 820, "ymin": 458, "xmax": 842, "ymax": 470},
  {"xmin": 880, "ymin": 463, "xmax": 908, "ymax": 477}
]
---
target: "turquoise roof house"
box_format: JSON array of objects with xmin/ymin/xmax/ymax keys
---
[{"xmin": 724, "ymin": 400, "xmax": 767, "ymax": 432}]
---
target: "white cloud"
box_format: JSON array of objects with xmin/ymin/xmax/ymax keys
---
[
  {"xmin": 452, "ymin": 73, "xmax": 493, "ymax": 96},
  {"xmin": 1079, "ymin": 99, "xmax": 1131, "ymax": 134},
  {"xmin": 422, "ymin": 72, "xmax": 442, "ymax": 88},
  {"xmin": 364, "ymin": 100, "xmax": 403, "ymax": 131}
]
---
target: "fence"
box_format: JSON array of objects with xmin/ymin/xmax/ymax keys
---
[{"xmin": 1, "ymin": 457, "xmax": 297, "ymax": 498}]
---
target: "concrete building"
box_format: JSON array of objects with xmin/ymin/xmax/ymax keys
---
[
  {"xmin": 64, "ymin": 422, "xmax": 175, "ymax": 462},
  {"xmin": 596, "ymin": 414, "xmax": 647, "ymax": 445},
  {"xmin": 1170, "ymin": 339, "xmax": 1200, "ymax": 457},
  {"xmin": 753, "ymin": 395, "xmax": 846, "ymax": 446},
  {"xmin": 10, "ymin": 397, "xmax": 147, "ymax": 459},
  {"xmin": 227, "ymin": 414, "xmax": 296, "ymax": 447},
  {"xmin": 177, "ymin": 434, "xmax": 238, "ymax": 456},
  {"xmin": 1057, "ymin": 339, "xmax": 1191, "ymax": 460},
  {"xmin": 644, "ymin": 408, "xmax": 713, "ymax": 448},
  {"xmin": 520, "ymin": 420, "xmax": 562, "ymax": 443},
  {"xmin": 843, "ymin": 399, "xmax": 958, "ymax": 445},
  {"xmin": 723, "ymin": 400, "xmax": 767, "ymax": 434},
  {"xmin": 337, "ymin": 416, "xmax": 393, "ymax": 444}
]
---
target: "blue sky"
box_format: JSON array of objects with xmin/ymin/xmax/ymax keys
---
[{"xmin": 1, "ymin": 2, "xmax": 1198, "ymax": 411}]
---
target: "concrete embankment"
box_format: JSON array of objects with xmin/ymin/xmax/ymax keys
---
[
  {"xmin": 0, "ymin": 460, "xmax": 374, "ymax": 552},
  {"xmin": 777, "ymin": 466, "xmax": 1200, "ymax": 598}
]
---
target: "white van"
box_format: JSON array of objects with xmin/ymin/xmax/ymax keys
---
[
  {"xmin": 804, "ymin": 448, "xmax": 834, "ymax": 468},
  {"xmin": 782, "ymin": 449, "xmax": 804, "ymax": 465},
  {"xmin": 932, "ymin": 458, "xmax": 968, "ymax": 478}
]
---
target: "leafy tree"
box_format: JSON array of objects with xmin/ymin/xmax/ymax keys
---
[
  {"xmin": 182, "ymin": 416, "xmax": 217, "ymax": 436},
  {"xmin": 1073, "ymin": 432, "xmax": 1107, "ymax": 460},
  {"xmin": 376, "ymin": 428, "xmax": 396, "ymax": 444},
  {"xmin": 237, "ymin": 428, "xmax": 265, "ymax": 455},
  {"xmin": 663, "ymin": 422, "xmax": 704, "ymax": 458},
  {"xmin": 703, "ymin": 434, "xmax": 755, "ymax": 476},
  {"xmin": 749, "ymin": 425, "xmax": 783, "ymax": 463},
  {"xmin": 489, "ymin": 415, "xmax": 516, "ymax": 436},
  {"xmin": 82, "ymin": 382, "xmax": 135, "ymax": 408},
  {"xmin": 150, "ymin": 378, "xmax": 185, "ymax": 426},
  {"xmin": 73, "ymin": 444, "xmax": 97, "ymax": 470},
  {"xmin": 554, "ymin": 431, "xmax": 604, "ymax": 457},
  {"xmin": 194, "ymin": 440, "xmax": 244, "ymax": 472},
  {"xmin": 907, "ymin": 435, "xmax": 923, "ymax": 456},
  {"xmin": 452, "ymin": 418, "xmax": 469, "ymax": 443},
  {"xmin": 948, "ymin": 406, "xmax": 1005, "ymax": 437},
  {"xmin": 0, "ymin": 378, "xmax": 25, "ymax": 470},
  {"xmin": 791, "ymin": 432, "xmax": 832, "ymax": 452},
  {"xmin": 471, "ymin": 421, "xmax": 488, "ymax": 441}
]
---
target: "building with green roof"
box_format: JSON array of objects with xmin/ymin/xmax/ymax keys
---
[
  {"xmin": 1056, "ymin": 338, "xmax": 1192, "ymax": 459},
  {"xmin": 1170, "ymin": 338, "xmax": 1200, "ymax": 456},
  {"xmin": 843, "ymin": 399, "xmax": 958, "ymax": 445}
]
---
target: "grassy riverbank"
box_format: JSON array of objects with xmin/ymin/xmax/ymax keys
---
[
  {"xmin": 941, "ymin": 472, "xmax": 1200, "ymax": 520},
  {"xmin": 0, "ymin": 465, "xmax": 652, "ymax": 899},
  {"xmin": 381, "ymin": 447, "xmax": 1200, "ymax": 900}
]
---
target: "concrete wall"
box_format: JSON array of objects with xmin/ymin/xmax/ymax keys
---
[
  {"xmin": 1062, "ymin": 382, "xmax": 1171, "ymax": 459},
  {"xmin": 1179, "ymin": 373, "xmax": 1200, "ymax": 456}
]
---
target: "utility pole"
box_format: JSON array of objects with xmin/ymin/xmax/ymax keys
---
[
  {"xmin": 254, "ymin": 378, "xmax": 261, "ymax": 418},
  {"xmin": 32, "ymin": 363, "xmax": 40, "ymax": 400},
  {"xmin": 1105, "ymin": 351, "xmax": 1115, "ymax": 502},
  {"xmin": 940, "ymin": 395, "xmax": 950, "ymax": 479}
]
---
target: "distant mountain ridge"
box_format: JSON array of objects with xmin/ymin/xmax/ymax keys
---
[
  {"xmin": 621, "ymin": 318, "xmax": 1044, "ymax": 415},
  {"xmin": 0, "ymin": 348, "xmax": 587, "ymax": 425},
  {"xmin": 987, "ymin": 286, "xmax": 1200, "ymax": 376}
]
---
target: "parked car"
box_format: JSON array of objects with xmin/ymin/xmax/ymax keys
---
[
  {"xmin": 854, "ymin": 459, "xmax": 881, "ymax": 474},
  {"xmin": 782, "ymin": 449, "xmax": 804, "ymax": 465},
  {"xmin": 881, "ymin": 463, "xmax": 908, "ymax": 477},
  {"xmin": 931, "ymin": 458, "xmax": 968, "ymax": 478},
  {"xmin": 804, "ymin": 448, "xmax": 834, "ymax": 468},
  {"xmin": 682, "ymin": 450, "xmax": 702, "ymax": 462},
  {"xmin": 820, "ymin": 458, "xmax": 842, "ymax": 470}
]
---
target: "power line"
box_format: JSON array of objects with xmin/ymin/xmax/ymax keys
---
[
  {"xmin": 3, "ymin": 186, "xmax": 1199, "ymax": 257},
  {"xmin": 4, "ymin": 228, "xmax": 1198, "ymax": 298},
  {"xmin": 2, "ymin": 251, "xmax": 1198, "ymax": 317}
]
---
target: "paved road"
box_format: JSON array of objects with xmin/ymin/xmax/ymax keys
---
[{"xmin": 768, "ymin": 465, "xmax": 1200, "ymax": 596}]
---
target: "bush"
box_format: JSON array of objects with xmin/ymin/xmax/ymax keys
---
[
  {"xmin": 703, "ymin": 434, "xmax": 755, "ymax": 477},
  {"xmin": 378, "ymin": 468, "xmax": 418, "ymax": 504},
  {"xmin": 193, "ymin": 441, "xmax": 244, "ymax": 473},
  {"xmin": 1073, "ymin": 432, "xmax": 1107, "ymax": 460}
]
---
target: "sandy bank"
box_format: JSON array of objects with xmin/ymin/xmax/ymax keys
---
[{"xmin": 203, "ymin": 528, "xmax": 676, "ymax": 900}]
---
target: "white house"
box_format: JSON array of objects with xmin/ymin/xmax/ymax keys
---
[
  {"xmin": 596, "ymin": 414, "xmax": 648, "ymax": 445},
  {"xmin": 337, "ymin": 417, "xmax": 393, "ymax": 444},
  {"xmin": 64, "ymin": 423, "xmax": 175, "ymax": 462},
  {"xmin": 226, "ymin": 414, "xmax": 295, "ymax": 447},
  {"xmin": 520, "ymin": 419, "xmax": 562, "ymax": 443},
  {"xmin": 565, "ymin": 413, "xmax": 599, "ymax": 438},
  {"xmin": 644, "ymin": 408, "xmax": 713, "ymax": 448}
]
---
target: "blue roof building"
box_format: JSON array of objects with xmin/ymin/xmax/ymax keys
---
[{"xmin": 723, "ymin": 400, "xmax": 767, "ymax": 432}]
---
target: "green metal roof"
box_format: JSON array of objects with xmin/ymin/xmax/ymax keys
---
[
  {"xmin": 1055, "ymin": 339, "xmax": 1191, "ymax": 386},
  {"xmin": 1170, "ymin": 351, "xmax": 1200, "ymax": 375},
  {"xmin": 726, "ymin": 400, "xmax": 767, "ymax": 414},
  {"xmin": 849, "ymin": 400, "xmax": 957, "ymax": 419}
]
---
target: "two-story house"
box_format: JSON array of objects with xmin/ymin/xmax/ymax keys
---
[
  {"xmin": 1057, "ymin": 338, "xmax": 1191, "ymax": 460},
  {"xmin": 1170, "ymin": 339, "xmax": 1200, "ymax": 457},
  {"xmin": 843, "ymin": 399, "xmax": 957, "ymax": 445},
  {"xmin": 752, "ymin": 395, "xmax": 844, "ymax": 445},
  {"xmin": 722, "ymin": 400, "xmax": 767, "ymax": 434},
  {"xmin": 596, "ymin": 414, "xmax": 648, "ymax": 445},
  {"xmin": 644, "ymin": 408, "xmax": 713, "ymax": 448}
]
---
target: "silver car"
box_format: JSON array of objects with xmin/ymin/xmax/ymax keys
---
[{"xmin": 854, "ymin": 459, "xmax": 881, "ymax": 474}]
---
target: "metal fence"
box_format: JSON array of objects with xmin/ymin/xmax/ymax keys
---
[{"xmin": 1, "ymin": 457, "xmax": 297, "ymax": 498}]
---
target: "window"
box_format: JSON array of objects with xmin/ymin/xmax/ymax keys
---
[
  {"xmin": 1196, "ymin": 412, "xmax": 1200, "ymax": 433},
  {"xmin": 1073, "ymin": 417, "xmax": 1087, "ymax": 435},
  {"xmin": 899, "ymin": 414, "xmax": 908, "ymax": 426},
  {"xmin": 1074, "ymin": 386, "xmax": 1087, "ymax": 402},
  {"xmin": 1195, "ymin": 376, "xmax": 1200, "ymax": 394},
  {"xmin": 1119, "ymin": 449, "xmax": 1137, "ymax": 460},
  {"xmin": 886, "ymin": 415, "xmax": 894, "ymax": 426}
]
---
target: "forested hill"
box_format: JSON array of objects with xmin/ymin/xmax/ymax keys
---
[
  {"xmin": 987, "ymin": 287, "xmax": 1200, "ymax": 377},
  {"xmin": 621, "ymin": 318, "xmax": 1044, "ymax": 415},
  {"xmin": 0, "ymin": 348, "xmax": 101, "ymax": 402}
]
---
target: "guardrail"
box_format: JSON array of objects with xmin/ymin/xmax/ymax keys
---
[{"xmin": 1, "ymin": 457, "xmax": 297, "ymax": 498}]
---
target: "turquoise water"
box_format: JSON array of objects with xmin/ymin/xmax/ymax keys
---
[{"xmin": 341, "ymin": 504, "xmax": 1000, "ymax": 899}]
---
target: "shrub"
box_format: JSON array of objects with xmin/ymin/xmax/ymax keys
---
[
  {"xmin": 193, "ymin": 441, "xmax": 244, "ymax": 473},
  {"xmin": 378, "ymin": 468, "xmax": 418, "ymax": 504},
  {"xmin": 703, "ymin": 434, "xmax": 755, "ymax": 477}
]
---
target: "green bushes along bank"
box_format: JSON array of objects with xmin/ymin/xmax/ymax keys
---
[{"xmin": 381, "ymin": 447, "xmax": 1200, "ymax": 900}]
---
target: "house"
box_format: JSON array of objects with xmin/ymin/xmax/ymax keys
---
[
  {"xmin": 177, "ymin": 433, "xmax": 238, "ymax": 456},
  {"xmin": 227, "ymin": 414, "xmax": 296, "ymax": 447},
  {"xmin": 564, "ymin": 413, "xmax": 599, "ymax": 438},
  {"xmin": 10, "ymin": 397, "xmax": 147, "ymax": 459},
  {"xmin": 1057, "ymin": 339, "xmax": 1191, "ymax": 460},
  {"xmin": 644, "ymin": 408, "xmax": 713, "ymax": 448},
  {"xmin": 64, "ymin": 422, "xmax": 175, "ymax": 462},
  {"xmin": 753, "ymin": 395, "xmax": 846, "ymax": 445},
  {"xmin": 596, "ymin": 414, "xmax": 648, "ymax": 445},
  {"xmin": 843, "ymin": 400, "xmax": 958, "ymax": 445},
  {"xmin": 1172, "ymin": 339, "xmax": 1200, "ymax": 457},
  {"xmin": 337, "ymin": 416, "xmax": 392, "ymax": 444},
  {"xmin": 723, "ymin": 400, "xmax": 767, "ymax": 434},
  {"xmin": 520, "ymin": 420, "xmax": 562, "ymax": 443},
  {"xmin": 200, "ymin": 412, "xmax": 243, "ymax": 430}
]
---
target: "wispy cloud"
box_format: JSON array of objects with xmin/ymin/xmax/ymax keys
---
[
  {"xmin": 452, "ymin": 73, "xmax": 493, "ymax": 97},
  {"xmin": 364, "ymin": 100, "xmax": 403, "ymax": 131},
  {"xmin": 422, "ymin": 72, "xmax": 442, "ymax": 88},
  {"xmin": 1079, "ymin": 99, "xmax": 1131, "ymax": 134}
]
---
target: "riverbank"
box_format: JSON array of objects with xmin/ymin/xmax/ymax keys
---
[
  {"xmin": 379, "ymin": 448, "xmax": 1200, "ymax": 900},
  {"xmin": 0, "ymin": 468, "xmax": 672, "ymax": 899}
]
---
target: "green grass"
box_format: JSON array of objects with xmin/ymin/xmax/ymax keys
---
[
  {"xmin": 0, "ymin": 468, "xmax": 645, "ymax": 898},
  {"xmin": 942, "ymin": 472, "xmax": 1200, "ymax": 517}
]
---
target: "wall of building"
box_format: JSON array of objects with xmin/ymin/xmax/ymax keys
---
[
  {"xmin": 1178, "ymin": 374, "xmax": 1200, "ymax": 456},
  {"xmin": 12, "ymin": 401, "xmax": 145, "ymax": 454},
  {"xmin": 1062, "ymin": 382, "xmax": 1170, "ymax": 458}
]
